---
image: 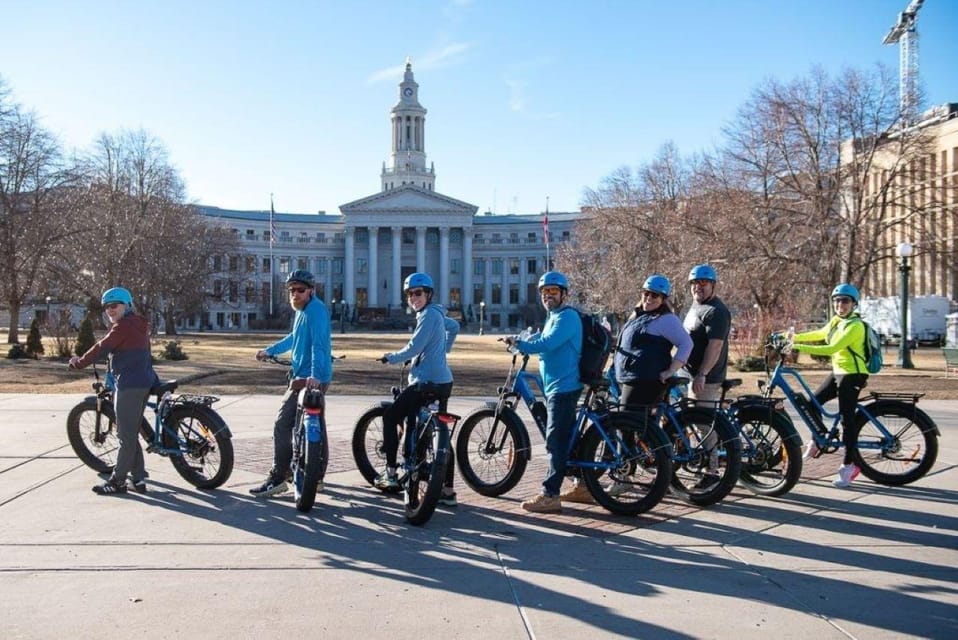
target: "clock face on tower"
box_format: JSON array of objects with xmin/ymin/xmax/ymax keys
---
[{"xmin": 403, "ymin": 87, "xmax": 413, "ymax": 97}]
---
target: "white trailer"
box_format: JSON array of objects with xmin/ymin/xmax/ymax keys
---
[{"xmin": 858, "ymin": 295, "xmax": 951, "ymax": 344}]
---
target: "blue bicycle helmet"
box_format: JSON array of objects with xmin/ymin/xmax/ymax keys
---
[
  {"xmin": 403, "ymin": 272, "xmax": 434, "ymax": 291},
  {"xmin": 101, "ymin": 287, "xmax": 133, "ymax": 307},
  {"xmin": 642, "ymin": 274, "xmax": 671, "ymax": 297},
  {"xmin": 285, "ymin": 269, "xmax": 315, "ymax": 288},
  {"xmin": 831, "ymin": 283, "xmax": 860, "ymax": 303},
  {"xmin": 688, "ymin": 264, "xmax": 717, "ymax": 282},
  {"xmin": 538, "ymin": 271, "xmax": 569, "ymax": 290}
]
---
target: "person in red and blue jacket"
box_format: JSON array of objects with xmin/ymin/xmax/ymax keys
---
[{"xmin": 70, "ymin": 287, "xmax": 159, "ymax": 496}]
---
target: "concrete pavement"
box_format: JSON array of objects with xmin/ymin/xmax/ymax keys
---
[{"xmin": 1, "ymin": 393, "xmax": 956, "ymax": 639}]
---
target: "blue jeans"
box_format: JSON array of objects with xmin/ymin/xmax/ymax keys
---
[{"xmin": 542, "ymin": 389, "xmax": 581, "ymax": 496}]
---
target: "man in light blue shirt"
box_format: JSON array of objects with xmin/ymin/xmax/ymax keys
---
[{"xmin": 506, "ymin": 271, "xmax": 582, "ymax": 513}]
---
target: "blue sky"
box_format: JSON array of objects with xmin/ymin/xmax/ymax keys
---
[{"xmin": 1, "ymin": 0, "xmax": 955, "ymax": 217}]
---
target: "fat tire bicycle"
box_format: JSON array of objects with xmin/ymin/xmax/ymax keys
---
[
  {"xmin": 262, "ymin": 356, "xmax": 332, "ymax": 513},
  {"xmin": 352, "ymin": 362, "xmax": 454, "ymax": 526},
  {"xmin": 456, "ymin": 349, "xmax": 674, "ymax": 516},
  {"xmin": 66, "ymin": 364, "xmax": 234, "ymax": 489},
  {"xmin": 761, "ymin": 334, "xmax": 939, "ymax": 486}
]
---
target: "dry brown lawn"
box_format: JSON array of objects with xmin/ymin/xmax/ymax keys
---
[{"xmin": 2, "ymin": 331, "xmax": 957, "ymax": 399}]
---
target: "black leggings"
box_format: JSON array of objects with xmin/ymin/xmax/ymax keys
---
[
  {"xmin": 619, "ymin": 380, "xmax": 667, "ymax": 410},
  {"xmin": 382, "ymin": 382, "xmax": 455, "ymax": 487},
  {"xmin": 814, "ymin": 373, "xmax": 868, "ymax": 464}
]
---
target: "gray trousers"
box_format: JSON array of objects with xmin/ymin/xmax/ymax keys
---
[{"xmin": 110, "ymin": 386, "xmax": 150, "ymax": 484}]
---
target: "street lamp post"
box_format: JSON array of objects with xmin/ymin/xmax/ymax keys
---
[
  {"xmin": 45, "ymin": 296, "xmax": 52, "ymax": 328},
  {"xmin": 479, "ymin": 301, "xmax": 486, "ymax": 335},
  {"xmin": 897, "ymin": 241, "xmax": 915, "ymax": 369},
  {"xmin": 340, "ymin": 301, "xmax": 347, "ymax": 334}
]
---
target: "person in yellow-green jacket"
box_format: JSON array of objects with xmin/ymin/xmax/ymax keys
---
[{"xmin": 790, "ymin": 283, "xmax": 869, "ymax": 488}]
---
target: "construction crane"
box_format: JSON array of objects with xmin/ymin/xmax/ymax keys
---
[{"xmin": 882, "ymin": 0, "xmax": 924, "ymax": 121}]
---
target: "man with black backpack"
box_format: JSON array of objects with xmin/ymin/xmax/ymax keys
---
[{"xmin": 504, "ymin": 271, "xmax": 582, "ymax": 514}]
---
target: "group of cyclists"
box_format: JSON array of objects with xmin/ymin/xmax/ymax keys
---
[{"xmin": 72, "ymin": 263, "xmax": 874, "ymax": 503}]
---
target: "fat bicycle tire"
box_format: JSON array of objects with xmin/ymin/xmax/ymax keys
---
[
  {"xmin": 404, "ymin": 416, "xmax": 450, "ymax": 526},
  {"xmin": 455, "ymin": 406, "xmax": 529, "ymax": 497},
  {"xmin": 668, "ymin": 406, "xmax": 742, "ymax": 507},
  {"xmin": 65, "ymin": 398, "xmax": 153, "ymax": 474},
  {"xmin": 850, "ymin": 401, "xmax": 939, "ymax": 486},
  {"xmin": 162, "ymin": 405, "xmax": 234, "ymax": 489},
  {"xmin": 352, "ymin": 404, "xmax": 392, "ymax": 487},
  {"xmin": 579, "ymin": 412, "xmax": 672, "ymax": 516},
  {"xmin": 294, "ymin": 418, "xmax": 326, "ymax": 512},
  {"xmin": 736, "ymin": 407, "xmax": 803, "ymax": 497}
]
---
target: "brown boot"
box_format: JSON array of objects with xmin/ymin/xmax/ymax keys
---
[
  {"xmin": 559, "ymin": 482, "xmax": 594, "ymax": 504},
  {"xmin": 520, "ymin": 493, "xmax": 562, "ymax": 513}
]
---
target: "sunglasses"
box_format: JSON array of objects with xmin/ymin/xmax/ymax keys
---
[
  {"xmin": 690, "ymin": 279, "xmax": 712, "ymax": 286},
  {"xmin": 406, "ymin": 288, "xmax": 426, "ymax": 298},
  {"xmin": 288, "ymin": 287, "xmax": 309, "ymax": 294},
  {"xmin": 642, "ymin": 290, "xmax": 663, "ymax": 300},
  {"xmin": 540, "ymin": 286, "xmax": 562, "ymax": 296},
  {"xmin": 105, "ymin": 302, "xmax": 124, "ymax": 310},
  {"xmin": 833, "ymin": 296, "xmax": 854, "ymax": 304}
]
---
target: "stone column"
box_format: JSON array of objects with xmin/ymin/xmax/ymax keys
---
[
  {"xmin": 368, "ymin": 226, "xmax": 378, "ymax": 307},
  {"xmin": 415, "ymin": 226, "xmax": 426, "ymax": 273},
  {"xmin": 439, "ymin": 227, "xmax": 450, "ymax": 306},
  {"xmin": 462, "ymin": 228, "xmax": 473, "ymax": 308},
  {"xmin": 391, "ymin": 226, "xmax": 402, "ymax": 307},
  {"xmin": 344, "ymin": 227, "xmax": 354, "ymax": 309}
]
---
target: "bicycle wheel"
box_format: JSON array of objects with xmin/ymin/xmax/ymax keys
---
[
  {"xmin": 163, "ymin": 405, "xmax": 234, "ymax": 489},
  {"xmin": 352, "ymin": 404, "xmax": 391, "ymax": 487},
  {"xmin": 404, "ymin": 416, "xmax": 450, "ymax": 526},
  {"xmin": 455, "ymin": 406, "xmax": 529, "ymax": 497},
  {"xmin": 293, "ymin": 417, "xmax": 326, "ymax": 513},
  {"xmin": 668, "ymin": 407, "xmax": 742, "ymax": 507},
  {"xmin": 851, "ymin": 401, "xmax": 939, "ymax": 486},
  {"xmin": 736, "ymin": 407, "xmax": 803, "ymax": 497},
  {"xmin": 579, "ymin": 412, "xmax": 672, "ymax": 516},
  {"xmin": 66, "ymin": 398, "xmax": 153, "ymax": 474}
]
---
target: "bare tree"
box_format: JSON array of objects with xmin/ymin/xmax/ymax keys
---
[{"xmin": 0, "ymin": 81, "xmax": 80, "ymax": 343}]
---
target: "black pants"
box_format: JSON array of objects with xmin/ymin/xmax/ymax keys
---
[
  {"xmin": 619, "ymin": 380, "xmax": 667, "ymax": 410},
  {"xmin": 383, "ymin": 382, "xmax": 455, "ymax": 487},
  {"xmin": 814, "ymin": 373, "xmax": 868, "ymax": 464}
]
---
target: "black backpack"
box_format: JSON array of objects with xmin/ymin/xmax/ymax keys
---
[{"xmin": 571, "ymin": 308, "xmax": 613, "ymax": 383}]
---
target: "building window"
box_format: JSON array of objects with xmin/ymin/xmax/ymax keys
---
[
  {"xmin": 245, "ymin": 284, "xmax": 256, "ymax": 303},
  {"xmin": 492, "ymin": 260, "xmax": 503, "ymax": 275},
  {"xmin": 246, "ymin": 229, "xmax": 255, "ymax": 240},
  {"xmin": 315, "ymin": 259, "xmax": 327, "ymax": 274},
  {"xmin": 212, "ymin": 256, "xmax": 222, "ymax": 271},
  {"xmin": 527, "ymin": 258, "xmax": 538, "ymax": 274},
  {"xmin": 299, "ymin": 231, "xmax": 309, "ymax": 243},
  {"xmin": 427, "ymin": 229, "xmax": 438, "ymax": 245},
  {"xmin": 473, "ymin": 286, "xmax": 483, "ymax": 305},
  {"xmin": 279, "ymin": 258, "xmax": 290, "ymax": 274},
  {"xmin": 527, "ymin": 232, "xmax": 536, "ymax": 242},
  {"xmin": 245, "ymin": 256, "xmax": 256, "ymax": 272},
  {"xmin": 280, "ymin": 231, "xmax": 290, "ymax": 243},
  {"xmin": 262, "ymin": 257, "xmax": 270, "ymax": 273},
  {"xmin": 450, "ymin": 229, "xmax": 462, "ymax": 244},
  {"xmin": 449, "ymin": 288, "xmax": 461, "ymax": 307},
  {"xmin": 473, "ymin": 260, "xmax": 485, "ymax": 276},
  {"xmin": 297, "ymin": 257, "xmax": 308, "ymax": 270},
  {"xmin": 492, "ymin": 284, "xmax": 502, "ymax": 304},
  {"xmin": 451, "ymin": 259, "xmax": 461, "ymax": 274},
  {"xmin": 356, "ymin": 228, "xmax": 368, "ymax": 244},
  {"xmin": 403, "ymin": 228, "xmax": 415, "ymax": 244},
  {"xmin": 332, "ymin": 258, "xmax": 343, "ymax": 275},
  {"xmin": 357, "ymin": 258, "xmax": 368, "ymax": 274},
  {"xmin": 509, "ymin": 284, "xmax": 519, "ymax": 304},
  {"xmin": 509, "ymin": 258, "xmax": 519, "ymax": 275}
]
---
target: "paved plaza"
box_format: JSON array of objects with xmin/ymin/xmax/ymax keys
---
[{"xmin": 1, "ymin": 393, "xmax": 956, "ymax": 639}]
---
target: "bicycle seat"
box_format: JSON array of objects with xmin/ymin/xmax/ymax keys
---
[
  {"xmin": 150, "ymin": 380, "xmax": 179, "ymax": 396},
  {"xmin": 722, "ymin": 379, "xmax": 743, "ymax": 391}
]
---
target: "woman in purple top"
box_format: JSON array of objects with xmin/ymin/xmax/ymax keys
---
[{"xmin": 613, "ymin": 275, "xmax": 693, "ymax": 407}]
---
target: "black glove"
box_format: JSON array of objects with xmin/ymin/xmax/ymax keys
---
[{"xmin": 378, "ymin": 356, "xmax": 389, "ymax": 364}]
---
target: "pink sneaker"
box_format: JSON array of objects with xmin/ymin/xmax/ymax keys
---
[
  {"xmin": 803, "ymin": 440, "xmax": 820, "ymax": 460},
  {"xmin": 833, "ymin": 463, "xmax": 861, "ymax": 488}
]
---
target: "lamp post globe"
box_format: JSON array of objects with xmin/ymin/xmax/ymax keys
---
[{"xmin": 896, "ymin": 242, "xmax": 915, "ymax": 369}]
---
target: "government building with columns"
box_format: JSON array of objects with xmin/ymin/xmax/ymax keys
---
[{"xmin": 193, "ymin": 60, "xmax": 579, "ymax": 333}]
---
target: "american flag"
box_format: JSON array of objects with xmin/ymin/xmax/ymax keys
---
[
  {"xmin": 270, "ymin": 197, "xmax": 277, "ymax": 245},
  {"xmin": 542, "ymin": 209, "xmax": 550, "ymax": 244}
]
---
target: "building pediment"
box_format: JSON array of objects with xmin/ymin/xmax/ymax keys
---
[{"xmin": 340, "ymin": 186, "xmax": 477, "ymax": 226}]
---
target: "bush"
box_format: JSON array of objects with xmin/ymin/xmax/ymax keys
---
[
  {"xmin": 25, "ymin": 318, "xmax": 44, "ymax": 358},
  {"xmin": 6, "ymin": 343, "xmax": 29, "ymax": 359},
  {"xmin": 160, "ymin": 340, "xmax": 189, "ymax": 361},
  {"xmin": 76, "ymin": 315, "xmax": 96, "ymax": 356},
  {"xmin": 734, "ymin": 355, "xmax": 766, "ymax": 372}
]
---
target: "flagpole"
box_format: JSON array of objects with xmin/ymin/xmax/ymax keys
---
[
  {"xmin": 269, "ymin": 194, "xmax": 275, "ymax": 317},
  {"xmin": 544, "ymin": 196, "xmax": 551, "ymax": 269}
]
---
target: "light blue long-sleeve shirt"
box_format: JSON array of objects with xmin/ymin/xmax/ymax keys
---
[
  {"xmin": 264, "ymin": 296, "xmax": 332, "ymax": 383},
  {"xmin": 517, "ymin": 305, "xmax": 583, "ymax": 396},
  {"xmin": 386, "ymin": 303, "xmax": 454, "ymax": 385}
]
